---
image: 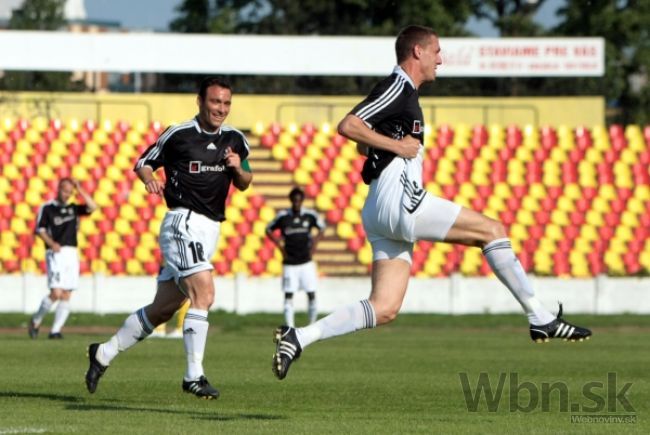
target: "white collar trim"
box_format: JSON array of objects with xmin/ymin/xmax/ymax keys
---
[{"xmin": 393, "ymin": 65, "xmax": 415, "ymax": 89}]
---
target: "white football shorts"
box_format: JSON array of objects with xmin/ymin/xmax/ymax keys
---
[
  {"xmin": 46, "ymin": 246, "xmax": 79, "ymax": 290},
  {"xmin": 282, "ymin": 261, "xmax": 318, "ymax": 293},
  {"xmin": 362, "ymin": 153, "xmax": 461, "ymax": 264},
  {"xmin": 158, "ymin": 208, "xmax": 220, "ymax": 283}
]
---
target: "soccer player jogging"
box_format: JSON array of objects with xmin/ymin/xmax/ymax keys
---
[
  {"xmin": 85, "ymin": 76, "xmax": 253, "ymax": 399},
  {"xmin": 272, "ymin": 25, "xmax": 592, "ymax": 380},
  {"xmin": 266, "ymin": 187, "xmax": 325, "ymax": 327},
  {"xmin": 29, "ymin": 178, "xmax": 97, "ymax": 339}
]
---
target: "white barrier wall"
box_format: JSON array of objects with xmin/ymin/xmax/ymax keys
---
[{"xmin": 1, "ymin": 274, "xmax": 648, "ymax": 314}]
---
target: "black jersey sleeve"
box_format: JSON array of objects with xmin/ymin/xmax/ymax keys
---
[
  {"xmin": 134, "ymin": 125, "xmax": 175, "ymax": 171},
  {"xmin": 35, "ymin": 204, "xmax": 50, "ymax": 234},
  {"xmin": 74, "ymin": 204, "xmax": 92, "ymax": 216},
  {"xmin": 350, "ymin": 76, "xmax": 408, "ymax": 128},
  {"xmin": 266, "ymin": 210, "xmax": 287, "ymax": 232}
]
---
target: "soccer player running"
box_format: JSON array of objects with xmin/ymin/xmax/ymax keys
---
[
  {"xmin": 29, "ymin": 178, "xmax": 97, "ymax": 339},
  {"xmin": 272, "ymin": 25, "xmax": 591, "ymax": 380},
  {"xmin": 85, "ymin": 76, "xmax": 252, "ymax": 399},
  {"xmin": 266, "ymin": 187, "xmax": 325, "ymax": 327}
]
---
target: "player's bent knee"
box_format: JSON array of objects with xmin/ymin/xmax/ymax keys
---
[{"xmin": 375, "ymin": 306, "xmax": 400, "ymax": 326}]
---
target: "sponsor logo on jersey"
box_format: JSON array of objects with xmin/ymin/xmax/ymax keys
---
[
  {"xmin": 53, "ymin": 215, "xmax": 76, "ymax": 226},
  {"xmin": 412, "ymin": 120, "xmax": 422, "ymax": 134},
  {"xmin": 189, "ymin": 161, "xmax": 226, "ymax": 173}
]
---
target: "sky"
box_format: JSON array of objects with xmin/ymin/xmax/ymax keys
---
[{"xmin": 83, "ymin": 0, "xmax": 566, "ymax": 35}]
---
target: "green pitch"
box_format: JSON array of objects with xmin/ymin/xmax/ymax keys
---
[{"xmin": 0, "ymin": 313, "xmax": 647, "ymax": 434}]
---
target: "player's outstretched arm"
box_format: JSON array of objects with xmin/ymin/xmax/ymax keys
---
[{"xmin": 337, "ymin": 114, "xmax": 419, "ymax": 159}]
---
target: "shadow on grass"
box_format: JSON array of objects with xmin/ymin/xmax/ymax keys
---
[
  {"xmin": 0, "ymin": 391, "xmax": 82, "ymax": 403},
  {"xmin": 65, "ymin": 403, "xmax": 285, "ymax": 421}
]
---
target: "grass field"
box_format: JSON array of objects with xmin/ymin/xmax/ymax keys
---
[{"xmin": 0, "ymin": 312, "xmax": 647, "ymax": 434}]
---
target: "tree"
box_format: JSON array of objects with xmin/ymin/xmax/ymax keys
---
[
  {"xmin": 1, "ymin": 0, "xmax": 82, "ymax": 92},
  {"xmin": 552, "ymin": 0, "xmax": 650, "ymax": 124},
  {"xmin": 162, "ymin": 0, "xmax": 476, "ymax": 95}
]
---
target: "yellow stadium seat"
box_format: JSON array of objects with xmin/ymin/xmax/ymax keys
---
[
  {"xmin": 24, "ymin": 190, "xmax": 43, "ymax": 207},
  {"xmin": 79, "ymin": 154, "xmax": 96, "ymax": 168},
  {"xmin": 591, "ymin": 197, "xmax": 610, "ymax": 213},
  {"xmin": 59, "ymin": 129, "xmax": 75, "ymax": 144},
  {"xmin": 100, "ymin": 246, "xmax": 118, "ymax": 262},
  {"xmin": 579, "ymin": 224, "xmax": 599, "ymax": 241},
  {"xmin": 271, "ymin": 145, "xmax": 288, "ymax": 161},
  {"xmin": 10, "ymin": 218, "xmax": 28, "ymax": 234},
  {"xmin": 104, "ymin": 232, "xmax": 123, "ymax": 248},
  {"xmin": 550, "ymin": 210, "xmax": 569, "ymax": 226},
  {"xmin": 533, "ymin": 253, "xmax": 552, "ymax": 275},
  {"xmin": 267, "ymin": 258, "xmax": 282, "ymax": 275},
  {"xmin": 329, "ymin": 169, "xmax": 348, "ymax": 185},
  {"xmin": 434, "ymin": 169, "xmax": 454, "ymax": 185},
  {"xmin": 585, "ymin": 210, "xmax": 605, "ymax": 227},
  {"xmin": 299, "ymin": 156, "xmax": 317, "ymax": 173},
  {"xmin": 259, "ymin": 206, "xmax": 275, "ymax": 223},
  {"xmin": 135, "ymin": 246, "xmax": 150, "ymax": 263},
  {"xmin": 343, "ymin": 208, "xmax": 361, "ymax": 224},
  {"xmin": 358, "ymin": 245, "xmax": 373, "ymax": 265},
  {"xmin": 126, "ymin": 259, "xmax": 143, "ymax": 275},
  {"xmin": 573, "ymin": 238, "xmax": 591, "ymax": 253},
  {"xmin": 487, "ymin": 196, "xmax": 506, "ymax": 212},
  {"xmin": 350, "ymin": 194, "xmax": 365, "ymax": 211},
  {"xmin": 545, "ymin": 224, "xmax": 563, "ymax": 240},
  {"xmin": 336, "ymin": 222, "xmax": 354, "ymax": 239},
  {"xmin": 230, "ymin": 192, "xmax": 248, "ymax": 209},
  {"xmin": 521, "ymin": 196, "xmax": 540, "ymax": 211},
  {"xmin": 14, "ymin": 203, "xmax": 33, "ymax": 220},
  {"xmin": 224, "ymin": 207, "xmax": 243, "ymax": 223},
  {"xmin": 12, "ymin": 152, "xmax": 29, "ymax": 167},
  {"xmin": 92, "ymin": 259, "xmax": 107, "ymax": 274},
  {"xmin": 113, "ymin": 154, "xmax": 132, "ymax": 170},
  {"xmin": 556, "ymin": 197, "xmax": 575, "ymax": 212},
  {"xmin": 626, "ymin": 198, "xmax": 645, "ymax": 214},
  {"xmin": 114, "ymin": 218, "xmax": 132, "ymax": 234},
  {"xmin": 252, "ymin": 221, "xmax": 267, "ymax": 237},
  {"xmin": 305, "ymin": 146, "xmax": 323, "ymax": 160},
  {"xmin": 71, "ymin": 166, "xmax": 89, "ymax": 181}
]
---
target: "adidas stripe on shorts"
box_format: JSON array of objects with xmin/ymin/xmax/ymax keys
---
[{"xmin": 158, "ymin": 208, "xmax": 220, "ymax": 283}]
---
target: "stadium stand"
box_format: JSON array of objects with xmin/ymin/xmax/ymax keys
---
[{"xmin": 0, "ymin": 116, "xmax": 648, "ymax": 278}]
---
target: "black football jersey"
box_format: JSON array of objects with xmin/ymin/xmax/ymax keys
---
[
  {"xmin": 135, "ymin": 117, "xmax": 251, "ymax": 222},
  {"xmin": 267, "ymin": 208, "xmax": 325, "ymax": 265},
  {"xmin": 35, "ymin": 200, "xmax": 91, "ymax": 247},
  {"xmin": 350, "ymin": 66, "xmax": 424, "ymax": 184}
]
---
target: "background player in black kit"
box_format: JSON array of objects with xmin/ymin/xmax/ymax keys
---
[
  {"xmin": 29, "ymin": 178, "xmax": 97, "ymax": 339},
  {"xmin": 266, "ymin": 187, "xmax": 325, "ymax": 327},
  {"xmin": 85, "ymin": 76, "xmax": 252, "ymax": 399}
]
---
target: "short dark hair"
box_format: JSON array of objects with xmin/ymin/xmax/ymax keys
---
[
  {"xmin": 395, "ymin": 25, "xmax": 437, "ymax": 63},
  {"xmin": 198, "ymin": 76, "xmax": 232, "ymax": 101},
  {"xmin": 58, "ymin": 177, "xmax": 74, "ymax": 188},
  {"xmin": 289, "ymin": 187, "xmax": 304, "ymax": 200}
]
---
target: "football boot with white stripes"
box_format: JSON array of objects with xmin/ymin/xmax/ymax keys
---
[
  {"xmin": 529, "ymin": 304, "xmax": 592, "ymax": 343},
  {"xmin": 182, "ymin": 376, "xmax": 220, "ymax": 400},
  {"xmin": 85, "ymin": 343, "xmax": 108, "ymax": 393},
  {"xmin": 272, "ymin": 326, "xmax": 302, "ymax": 380}
]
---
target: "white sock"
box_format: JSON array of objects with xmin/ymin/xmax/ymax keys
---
[
  {"xmin": 307, "ymin": 295, "xmax": 317, "ymax": 324},
  {"xmin": 296, "ymin": 299, "xmax": 375, "ymax": 349},
  {"xmin": 32, "ymin": 296, "xmax": 54, "ymax": 325},
  {"xmin": 98, "ymin": 308, "xmax": 153, "ymax": 366},
  {"xmin": 483, "ymin": 238, "xmax": 555, "ymax": 325},
  {"xmin": 183, "ymin": 308, "xmax": 209, "ymax": 381},
  {"xmin": 283, "ymin": 299, "xmax": 295, "ymax": 327},
  {"xmin": 50, "ymin": 300, "xmax": 70, "ymax": 333}
]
